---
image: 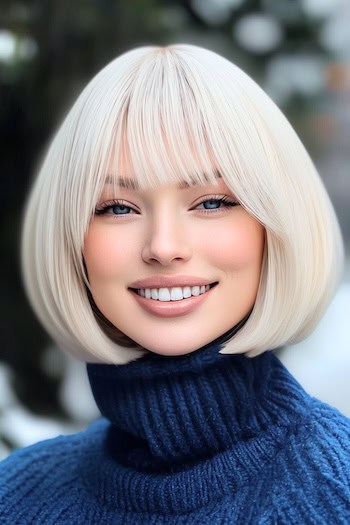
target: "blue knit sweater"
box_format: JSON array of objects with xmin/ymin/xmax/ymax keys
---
[{"xmin": 1, "ymin": 339, "xmax": 350, "ymax": 524}]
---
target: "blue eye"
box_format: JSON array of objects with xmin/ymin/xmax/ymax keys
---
[
  {"xmin": 200, "ymin": 199, "xmax": 224, "ymax": 209},
  {"xmin": 95, "ymin": 196, "xmax": 238, "ymax": 217},
  {"xmin": 95, "ymin": 200, "xmax": 136, "ymax": 216},
  {"xmin": 111, "ymin": 204, "xmax": 131, "ymax": 215},
  {"xmin": 196, "ymin": 197, "xmax": 238, "ymax": 213}
]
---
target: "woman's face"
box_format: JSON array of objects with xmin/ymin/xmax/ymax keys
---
[{"xmin": 83, "ymin": 173, "xmax": 265, "ymax": 356}]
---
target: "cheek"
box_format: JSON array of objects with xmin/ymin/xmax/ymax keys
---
[
  {"xmin": 204, "ymin": 217, "xmax": 265, "ymax": 272},
  {"xmin": 83, "ymin": 226, "xmax": 136, "ymax": 280}
]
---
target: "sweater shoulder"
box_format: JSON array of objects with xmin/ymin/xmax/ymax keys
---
[
  {"xmin": 292, "ymin": 396, "xmax": 350, "ymax": 476},
  {"xmin": 274, "ymin": 355, "xmax": 350, "ymax": 476},
  {"xmin": 262, "ymin": 398, "xmax": 350, "ymax": 523},
  {"xmin": 273, "ymin": 398, "xmax": 350, "ymax": 517},
  {"xmin": 0, "ymin": 418, "xmax": 109, "ymax": 522},
  {"xmin": 307, "ymin": 398, "xmax": 350, "ymax": 476},
  {"xmin": 0, "ymin": 418, "xmax": 108, "ymax": 474},
  {"xmin": 309, "ymin": 397, "xmax": 350, "ymax": 449}
]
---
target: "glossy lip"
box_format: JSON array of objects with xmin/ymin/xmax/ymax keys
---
[
  {"xmin": 129, "ymin": 275, "xmax": 216, "ymax": 290},
  {"xmin": 129, "ymin": 284, "xmax": 217, "ymax": 318}
]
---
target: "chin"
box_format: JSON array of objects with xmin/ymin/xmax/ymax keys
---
[
  {"xmin": 129, "ymin": 331, "xmax": 224, "ymax": 357},
  {"xmin": 139, "ymin": 343, "xmax": 207, "ymax": 356},
  {"xmin": 141, "ymin": 344, "xmax": 200, "ymax": 357}
]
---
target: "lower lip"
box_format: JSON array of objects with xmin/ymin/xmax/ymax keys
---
[{"xmin": 129, "ymin": 285, "xmax": 217, "ymax": 318}]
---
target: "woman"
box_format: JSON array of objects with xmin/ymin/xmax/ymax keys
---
[{"xmin": 0, "ymin": 44, "xmax": 349, "ymax": 524}]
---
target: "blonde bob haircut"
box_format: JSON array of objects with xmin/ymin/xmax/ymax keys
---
[{"xmin": 21, "ymin": 44, "xmax": 344, "ymax": 364}]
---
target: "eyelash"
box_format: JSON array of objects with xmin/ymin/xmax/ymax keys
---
[{"xmin": 95, "ymin": 195, "xmax": 238, "ymax": 217}]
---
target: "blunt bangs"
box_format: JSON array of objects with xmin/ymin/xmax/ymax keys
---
[{"xmin": 21, "ymin": 44, "xmax": 344, "ymax": 364}]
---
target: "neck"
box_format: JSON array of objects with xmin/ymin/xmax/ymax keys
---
[{"xmin": 87, "ymin": 338, "xmax": 308, "ymax": 473}]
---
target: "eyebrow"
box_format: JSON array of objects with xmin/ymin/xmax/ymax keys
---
[{"xmin": 104, "ymin": 172, "xmax": 222, "ymax": 190}]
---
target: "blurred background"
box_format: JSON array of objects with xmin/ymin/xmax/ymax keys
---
[{"xmin": 0, "ymin": 0, "xmax": 349, "ymax": 460}]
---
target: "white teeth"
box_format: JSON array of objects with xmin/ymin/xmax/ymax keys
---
[
  {"xmin": 192, "ymin": 286, "xmax": 200, "ymax": 296},
  {"xmin": 136, "ymin": 284, "xmax": 212, "ymax": 301},
  {"xmin": 159, "ymin": 288, "xmax": 171, "ymax": 301},
  {"xmin": 183, "ymin": 286, "xmax": 192, "ymax": 299},
  {"xmin": 170, "ymin": 287, "xmax": 183, "ymax": 301}
]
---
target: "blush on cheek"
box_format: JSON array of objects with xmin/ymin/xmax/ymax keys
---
[
  {"xmin": 84, "ymin": 238, "xmax": 113, "ymax": 277},
  {"xmin": 84, "ymin": 227, "xmax": 135, "ymax": 278},
  {"xmin": 208, "ymin": 223, "xmax": 264, "ymax": 271}
]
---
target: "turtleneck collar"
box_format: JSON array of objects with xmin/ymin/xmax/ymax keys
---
[{"xmin": 87, "ymin": 337, "xmax": 311, "ymax": 475}]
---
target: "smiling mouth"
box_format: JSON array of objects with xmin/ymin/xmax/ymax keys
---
[{"xmin": 129, "ymin": 282, "xmax": 218, "ymax": 302}]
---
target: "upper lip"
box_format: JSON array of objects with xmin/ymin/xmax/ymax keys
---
[{"xmin": 129, "ymin": 275, "xmax": 217, "ymax": 289}]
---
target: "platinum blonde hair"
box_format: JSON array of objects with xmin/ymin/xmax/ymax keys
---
[{"xmin": 21, "ymin": 44, "xmax": 344, "ymax": 364}]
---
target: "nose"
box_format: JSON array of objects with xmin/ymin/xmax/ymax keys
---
[{"xmin": 141, "ymin": 213, "xmax": 192, "ymax": 266}]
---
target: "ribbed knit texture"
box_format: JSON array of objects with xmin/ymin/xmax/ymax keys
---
[{"xmin": 1, "ymin": 338, "xmax": 350, "ymax": 524}]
